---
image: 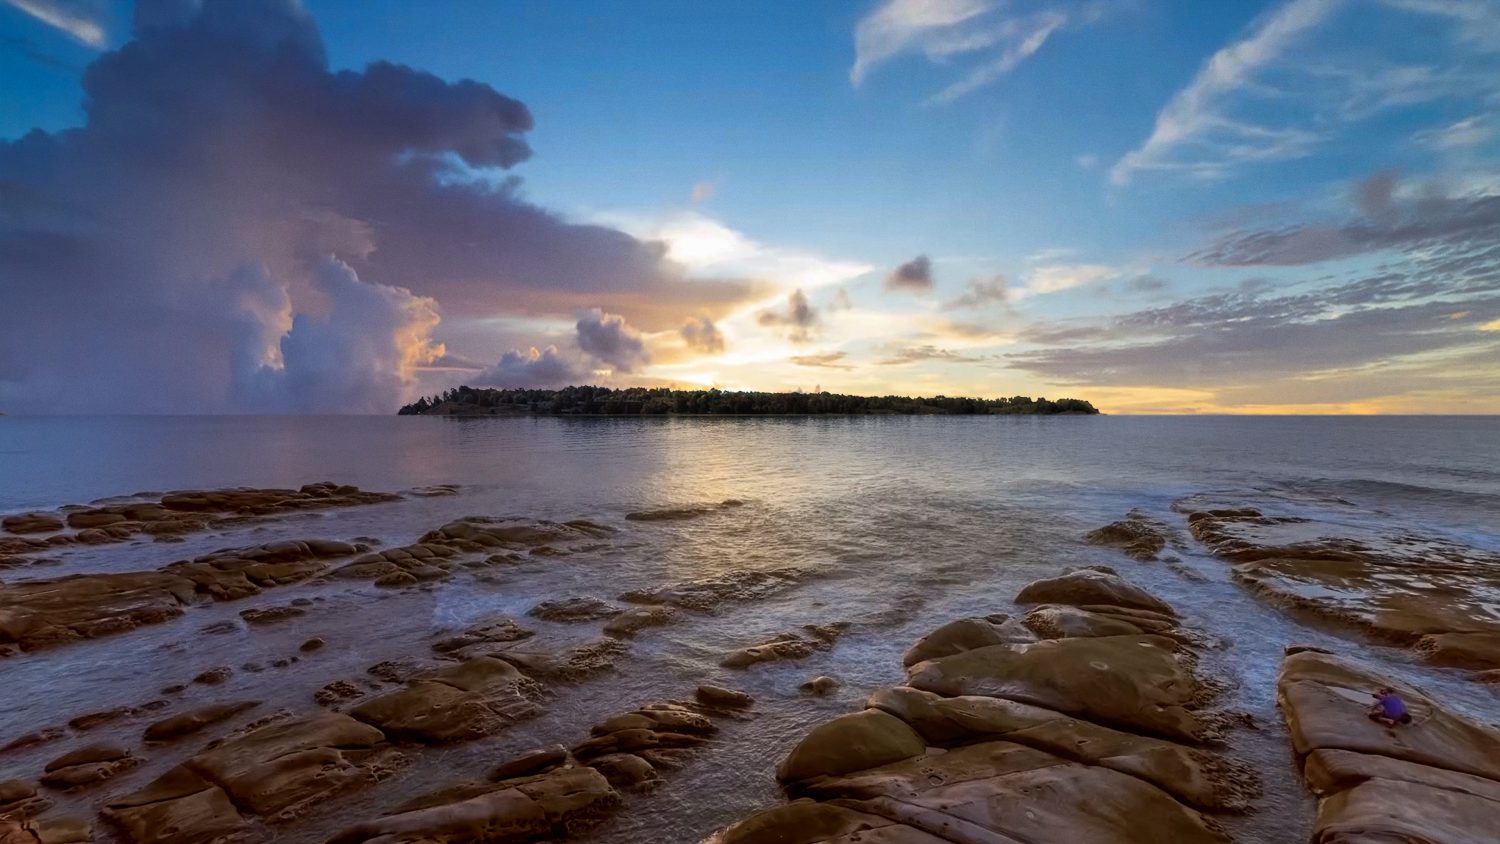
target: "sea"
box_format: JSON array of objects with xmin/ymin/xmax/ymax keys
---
[{"xmin": 1, "ymin": 414, "xmax": 1497, "ymax": 842}]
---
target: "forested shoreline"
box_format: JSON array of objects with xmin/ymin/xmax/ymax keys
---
[{"xmin": 398, "ymin": 385, "xmax": 1100, "ymax": 416}]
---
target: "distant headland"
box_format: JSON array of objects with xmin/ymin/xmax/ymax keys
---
[{"xmin": 398, "ymin": 386, "xmax": 1100, "ymax": 416}]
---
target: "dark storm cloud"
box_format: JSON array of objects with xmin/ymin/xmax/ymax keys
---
[
  {"xmin": 942, "ymin": 274, "xmax": 1009, "ymax": 309},
  {"xmin": 576, "ymin": 308, "xmax": 650, "ymax": 373},
  {"xmin": 472, "ymin": 345, "xmax": 584, "ymax": 389},
  {"xmin": 884, "ymin": 254, "xmax": 934, "ymax": 293},
  {"xmin": 1187, "ymin": 173, "xmax": 1500, "ymax": 267},
  {"xmin": 757, "ymin": 289, "xmax": 820, "ymax": 343},
  {"xmin": 679, "ymin": 315, "xmax": 725, "ymax": 354},
  {"xmin": 0, "ymin": 0, "xmax": 754, "ymax": 413}
]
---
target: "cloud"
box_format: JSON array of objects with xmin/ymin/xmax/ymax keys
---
[
  {"xmin": 597, "ymin": 210, "xmax": 869, "ymax": 294},
  {"xmin": 1415, "ymin": 114, "xmax": 1496, "ymax": 150},
  {"xmin": 943, "ymin": 274, "xmax": 1009, "ymax": 309},
  {"xmin": 0, "ymin": 0, "xmax": 753, "ymax": 412},
  {"xmin": 1018, "ymin": 263, "xmax": 1118, "ymax": 297},
  {"xmin": 1006, "ymin": 262, "xmax": 1500, "ymax": 402},
  {"xmin": 1111, "ymin": 0, "xmax": 1337, "ymax": 186},
  {"xmin": 1123, "ymin": 275, "xmax": 1170, "ymax": 294},
  {"xmin": 472, "ymin": 345, "xmax": 583, "ymax": 389},
  {"xmin": 789, "ymin": 351, "xmax": 853, "ymax": 369},
  {"xmin": 233, "ymin": 257, "xmax": 444, "ymax": 413},
  {"xmin": 928, "ymin": 11, "xmax": 1066, "ymax": 104},
  {"xmin": 576, "ymin": 308, "xmax": 650, "ymax": 373},
  {"xmin": 690, "ymin": 180, "xmax": 717, "ymax": 202},
  {"xmin": 884, "ymin": 254, "xmax": 934, "ymax": 293},
  {"xmin": 850, "ymin": 0, "xmax": 1093, "ymax": 103},
  {"xmin": 876, "ymin": 345, "xmax": 980, "ymax": 365},
  {"xmin": 829, "ymin": 287, "xmax": 854, "ymax": 311},
  {"xmin": 756, "ymin": 289, "xmax": 820, "ymax": 343},
  {"xmin": 1111, "ymin": 0, "xmax": 1500, "ymax": 186},
  {"xmin": 4, "ymin": 0, "xmax": 107, "ymax": 47},
  {"xmin": 680, "ymin": 315, "xmax": 726, "ymax": 354},
  {"xmin": 1188, "ymin": 173, "xmax": 1500, "ymax": 267}
]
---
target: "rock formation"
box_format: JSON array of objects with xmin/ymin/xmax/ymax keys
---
[
  {"xmin": 1278, "ymin": 648, "xmax": 1500, "ymax": 841},
  {"xmin": 705, "ymin": 567, "xmax": 1253, "ymax": 843}
]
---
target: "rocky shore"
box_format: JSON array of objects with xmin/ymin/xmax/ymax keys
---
[{"xmin": 1, "ymin": 481, "xmax": 1497, "ymax": 843}]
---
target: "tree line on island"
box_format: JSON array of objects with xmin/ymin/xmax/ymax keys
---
[{"xmin": 398, "ymin": 386, "xmax": 1100, "ymax": 416}]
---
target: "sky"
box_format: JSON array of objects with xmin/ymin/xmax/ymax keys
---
[{"xmin": 1, "ymin": 0, "xmax": 1497, "ymax": 414}]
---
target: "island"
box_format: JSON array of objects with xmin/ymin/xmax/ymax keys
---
[{"xmin": 397, "ymin": 385, "xmax": 1100, "ymax": 416}]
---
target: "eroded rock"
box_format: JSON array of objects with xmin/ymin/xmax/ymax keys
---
[
  {"xmin": 143, "ymin": 701, "xmax": 259, "ymax": 742},
  {"xmin": 1191, "ymin": 507, "xmax": 1500, "ymax": 672},
  {"xmin": 105, "ymin": 711, "xmax": 399, "ymax": 841},
  {"xmin": 901, "ymin": 614, "xmax": 1034, "ymax": 667},
  {"xmin": 621, "ymin": 568, "xmax": 803, "ymax": 611},
  {"xmin": 529, "ymin": 597, "xmax": 622, "ymax": 622},
  {"xmin": 349, "ymin": 657, "xmax": 539, "ymax": 743},
  {"xmin": 603, "ymin": 606, "xmax": 679, "ymax": 638},
  {"xmin": 1015, "ymin": 566, "xmax": 1177, "ymax": 617},
  {"xmin": 1278, "ymin": 649, "xmax": 1500, "ymax": 842},
  {"xmin": 1087, "ymin": 513, "xmax": 1175, "ymax": 561},
  {"xmin": 707, "ymin": 569, "xmax": 1246, "ymax": 844},
  {"xmin": 328, "ymin": 764, "xmax": 619, "ymax": 844},
  {"xmin": 722, "ymin": 623, "xmax": 847, "ymax": 669}
]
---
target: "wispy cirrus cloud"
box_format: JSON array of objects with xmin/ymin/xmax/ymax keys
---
[
  {"xmin": 1112, "ymin": 0, "xmax": 1500, "ymax": 186},
  {"xmin": 1111, "ymin": 0, "xmax": 1338, "ymax": 186},
  {"xmin": 3, "ymin": 0, "xmax": 106, "ymax": 47},
  {"xmin": 849, "ymin": 0, "xmax": 1096, "ymax": 104}
]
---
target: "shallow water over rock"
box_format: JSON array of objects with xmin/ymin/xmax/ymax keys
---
[{"xmin": 0, "ymin": 415, "xmax": 1496, "ymax": 842}]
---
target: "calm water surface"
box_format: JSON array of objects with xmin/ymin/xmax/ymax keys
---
[{"xmin": 0, "ymin": 415, "xmax": 1496, "ymax": 843}]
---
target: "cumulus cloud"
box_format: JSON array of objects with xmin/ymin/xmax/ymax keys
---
[
  {"xmin": 0, "ymin": 0, "xmax": 750, "ymax": 412},
  {"xmin": 943, "ymin": 274, "xmax": 1009, "ymax": 309},
  {"xmin": 1111, "ymin": 0, "xmax": 1500, "ymax": 185},
  {"xmin": 4, "ymin": 0, "xmax": 107, "ymax": 47},
  {"xmin": 850, "ymin": 0, "xmax": 1093, "ymax": 103},
  {"xmin": 472, "ymin": 345, "xmax": 582, "ymax": 389},
  {"xmin": 680, "ymin": 315, "xmax": 726, "ymax": 354},
  {"xmin": 234, "ymin": 257, "xmax": 443, "ymax": 413},
  {"xmin": 576, "ymin": 308, "xmax": 650, "ymax": 373},
  {"xmin": 884, "ymin": 254, "xmax": 934, "ymax": 293},
  {"xmin": 757, "ymin": 289, "xmax": 820, "ymax": 343}
]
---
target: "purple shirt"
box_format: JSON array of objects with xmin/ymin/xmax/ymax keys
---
[{"xmin": 1378, "ymin": 692, "xmax": 1407, "ymax": 720}]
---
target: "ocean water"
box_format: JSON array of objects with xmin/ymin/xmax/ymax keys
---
[{"xmin": 1, "ymin": 415, "xmax": 1497, "ymax": 843}]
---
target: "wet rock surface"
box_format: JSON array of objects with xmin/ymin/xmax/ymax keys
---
[
  {"xmin": 0, "ymin": 539, "xmax": 361, "ymax": 651},
  {"xmin": 348, "ymin": 657, "xmax": 540, "ymax": 743},
  {"xmin": 625, "ymin": 500, "xmax": 745, "ymax": 522},
  {"xmin": 722, "ymin": 623, "xmax": 848, "ymax": 669},
  {"xmin": 0, "ymin": 484, "xmax": 397, "ymax": 567},
  {"xmin": 330, "ymin": 694, "xmax": 734, "ymax": 843},
  {"xmin": 104, "ymin": 712, "xmax": 402, "ymax": 842},
  {"xmin": 1277, "ymin": 648, "xmax": 1500, "ymax": 842},
  {"xmin": 1188, "ymin": 507, "xmax": 1500, "ymax": 672},
  {"xmin": 1087, "ymin": 511, "xmax": 1178, "ymax": 561},
  {"xmin": 707, "ymin": 568, "xmax": 1249, "ymax": 843},
  {"xmin": 621, "ymin": 568, "xmax": 803, "ymax": 611}
]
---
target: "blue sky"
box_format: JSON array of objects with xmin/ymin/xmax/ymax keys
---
[{"xmin": 2, "ymin": 0, "xmax": 1498, "ymax": 413}]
